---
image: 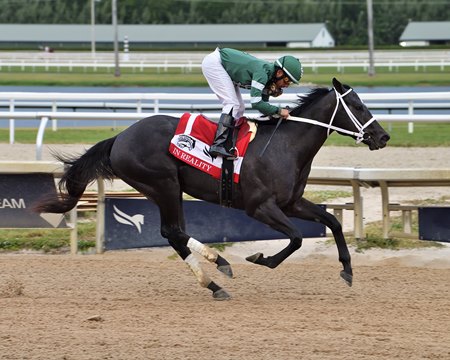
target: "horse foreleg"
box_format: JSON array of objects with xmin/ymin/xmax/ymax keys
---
[
  {"xmin": 286, "ymin": 198, "xmax": 353, "ymax": 286},
  {"xmin": 245, "ymin": 199, "xmax": 304, "ymax": 269}
]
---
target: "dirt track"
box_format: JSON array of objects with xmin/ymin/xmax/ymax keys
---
[{"xmin": 1, "ymin": 246, "xmax": 450, "ymax": 360}]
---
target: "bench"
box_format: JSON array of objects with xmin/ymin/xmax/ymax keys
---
[
  {"xmin": 78, "ymin": 191, "xmax": 145, "ymax": 212},
  {"xmin": 387, "ymin": 204, "xmax": 450, "ymax": 240},
  {"xmin": 324, "ymin": 203, "xmax": 355, "ymax": 229},
  {"xmin": 387, "ymin": 203, "xmax": 418, "ymax": 235}
]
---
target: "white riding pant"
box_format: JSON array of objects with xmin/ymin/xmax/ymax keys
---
[{"xmin": 201, "ymin": 48, "xmax": 246, "ymax": 119}]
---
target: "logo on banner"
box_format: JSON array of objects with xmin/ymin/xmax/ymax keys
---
[
  {"xmin": 177, "ymin": 135, "xmax": 196, "ymax": 151},
  {"xmin": 113, "ymin": 205, "xmax": 144, "ymax": 233}
]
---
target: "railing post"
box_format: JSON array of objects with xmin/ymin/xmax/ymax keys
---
[
  {"xmin": 379, "ymin": 181, "xmax": 390, "ymax": 239},
  {"xmin": 36, "ymin": 116, "xmax": 49, "ymax": 161},
  {"xmin": 137, "ymin": 99, "xmax": 142, "ymax": 113},
  {"xmin": 9, "ymin": 99, "xmax": 15, "ymax": 144},
  {"xmin": 403, "ymin": 210, "xmax": 412, "ymax": 234},
  {"xmin": 69, "ymin": 207, "xmax": 78, "ymax": 255},
  {"xmin": 350, "ymin": 179, "xmax": 363, "ymax": 239},
  {"xmin": 52, "ymin": 101, "xmax": 58, "ymax": 131},
  {"xmin": 96, "ymin": 178, "xmax": 105, "ymax": 254},
  {"xmin": 408, "ymin": 101, "xmax": 414, "ymax": 134}
]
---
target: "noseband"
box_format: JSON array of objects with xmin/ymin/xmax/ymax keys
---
[{"xmin": 288, "ymin": 87, "xmax": 377, "ymax": 143}]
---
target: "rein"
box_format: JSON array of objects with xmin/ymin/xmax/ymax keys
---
[{"xmin": 288, "ymin": 87, "xmax": 377, "ymax": 143}]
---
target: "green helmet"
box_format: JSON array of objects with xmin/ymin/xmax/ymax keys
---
[{"xmin": 275, "ymin": 55, "xmax": 303, "ymax": 84}]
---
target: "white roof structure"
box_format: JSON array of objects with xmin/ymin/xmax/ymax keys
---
[
  {"xmin": 399, "ymin": 21, "xmax": 450, "ymax": 47},
  {"xmin": 0, "ymin": 23, "xmax": 335, "ymax": 48}
]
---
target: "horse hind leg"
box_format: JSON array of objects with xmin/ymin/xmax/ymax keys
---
[
  {"xmin": 165, "ymin": 231, "xmax": 232, "ymax": 300},
  {"xmin": 187, "ymin": 237, "xmax": 233, "ymax": 278},
  {"xmin": 155, "ymin": 193, "xmax": 233, "ymax": 300},
  {"xmin": 175, "ymin": 201, "xmax": 233, "ymax": 279}
]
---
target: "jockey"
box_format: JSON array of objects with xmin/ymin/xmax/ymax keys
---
[{"xmin": 201, "ymin": 47, "xmax": 303, "ymax": 158}]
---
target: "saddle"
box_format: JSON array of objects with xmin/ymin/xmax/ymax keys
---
[{"xmin": 169, "ymin": 113, "xmax": 256, "ymax": 206}]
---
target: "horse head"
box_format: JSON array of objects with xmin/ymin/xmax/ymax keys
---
[{"xmin": 332, "ymin": 78, "xmax": 390, "ymax": 150}]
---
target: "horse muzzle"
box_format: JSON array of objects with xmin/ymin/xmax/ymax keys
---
[{"xmin": 363, "ymin": 132, "xmax": 390, "ymax": 150}]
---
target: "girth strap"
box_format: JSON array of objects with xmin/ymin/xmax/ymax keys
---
[{"xmin": 220, "ymin": 157, "xmax": 234, "ymax": 207}]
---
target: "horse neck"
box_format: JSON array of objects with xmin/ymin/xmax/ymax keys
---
[{"xmin": 287, "ymin": 93, "xmax": 335, "ymax": 158}]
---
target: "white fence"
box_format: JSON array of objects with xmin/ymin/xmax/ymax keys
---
[
  {"xmin": 1, "ymin": 60, "xmax": 449, "ymax": 73},
  {"xmin": 2, "ymin": 91, "xmax": 450, "ymax": 117},
  {"xmin": 1, "ymin": 91, "xmax": 450, "ymax": 159},
  {"xmin": 1, "ymin": 55, "xmax": 449, "ymax": 74},
  {"xmin": 1, "ymin": 49, "xmax": 449, "ymax": 73}
]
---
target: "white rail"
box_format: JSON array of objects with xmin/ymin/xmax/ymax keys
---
[
  {"xmin": 1, "ymin": 91, "xmax": 449, "ymax": 158},
  {"xmin": 0, "ymin": 60, "xmax": 448, "ymax": 73},
  {"xmin": 1, "ymin": 110, "xmax": 449, "ymax": 162},
  {"xmin": 1, "ymin": 91, "xmax": 450, "ymax": 117}
]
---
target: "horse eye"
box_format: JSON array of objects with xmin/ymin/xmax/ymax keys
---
[{"xmin": 355, "ymin": 105, "xmax": 363, "ymax": 111}]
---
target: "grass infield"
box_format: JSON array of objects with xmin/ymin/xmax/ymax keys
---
[{"xmin": 0, "ymin": 66, "xmax": 449, "ymax": 87}]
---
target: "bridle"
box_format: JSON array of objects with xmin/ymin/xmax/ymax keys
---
[{"xmin": 287, "ymin": 87, "xmax": 377, "ymax": 143}]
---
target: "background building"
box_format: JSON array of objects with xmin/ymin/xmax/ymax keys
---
[
  {"xmin": 399, "ymin": 21, "xmax": 450, "ymax": 47},
  {"xmin": 0, "ymin": 23, "xmax": 335, "ymax": 50}
]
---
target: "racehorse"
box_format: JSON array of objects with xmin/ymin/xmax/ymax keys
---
[{"xmin": 33, "ymin": 78, "xmax": 390, "ymax": 300}]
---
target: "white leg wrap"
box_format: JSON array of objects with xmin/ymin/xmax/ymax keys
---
[
  {"xmin": 187, "ymin": 238, "xmax": 218, "ymax": 262},
  {"xmin": 185, "ymin": 254, "xmax": 211, "ymax": 288}
]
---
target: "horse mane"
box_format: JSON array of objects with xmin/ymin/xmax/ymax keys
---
[{"xmin": 293, "ymin": 87, "xmax": 331, "ymax": 113}]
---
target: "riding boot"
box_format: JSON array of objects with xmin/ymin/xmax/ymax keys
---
[{"xmin": 209, "ymin": 113, "xmax": 235, "ymax": 158}]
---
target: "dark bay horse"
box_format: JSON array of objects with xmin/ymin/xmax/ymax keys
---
[{"xmin": 34, "ymin": 78, "xmax": 390, "ymax": 300}]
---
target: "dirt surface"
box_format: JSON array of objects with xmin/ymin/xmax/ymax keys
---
[
  {"xmin": 1, "ymin": 245, "xmax": 450, "ymax": 360},
  {"xmin": 1, "ymin": 144, "xmax": 450, "ymax": 359},
  {"xmin": 2, "ymin": 143, "xmax": 449, "ymax": 168}
]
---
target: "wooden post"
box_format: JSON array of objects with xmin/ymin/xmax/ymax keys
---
[
  {"xmin": 379, "ymin": 181, "xmax": 390, "ymax": 239},
  {"xmin": 96, "ymin": 178, "xmax": 105, "ymax": 253},
  {"xmin": 350, "ymin": 180, "xmax": 364, "ymax": 239}
]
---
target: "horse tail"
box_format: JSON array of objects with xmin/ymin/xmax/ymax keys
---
[{"xmin": 33, "ymin": 136, "xmax": 117, "ymax": 214}]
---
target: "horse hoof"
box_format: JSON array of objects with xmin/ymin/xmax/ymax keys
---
[
  {"xmin": 217, "ymin": 265, "xmax": 234, "ymax": 278},
  {"xmin": 213, "ymin": 289, "xmax": 231, "ymax": 301},
  {"xmin": 246, "ymin": 252, "xmax": 263, "ymax": 264},
  {"xmin": 340, "ymin": 271, "xmax": 353, "ymax": 287}
]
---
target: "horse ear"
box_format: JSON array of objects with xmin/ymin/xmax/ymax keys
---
[{"xmin": 332, "ymin": 77, "xmax": 344, "ymax": 93}]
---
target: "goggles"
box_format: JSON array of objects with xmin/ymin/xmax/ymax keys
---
[
  {"xmin": 281, "ymin": 75, "xmax": 293, "ymax": 85},
  {"xmin": 274, "ymin": 73, "xmax": 293, "ymax": 85}
]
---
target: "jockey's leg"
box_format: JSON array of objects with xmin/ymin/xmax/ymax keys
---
[
  {"xmin": 201, "ymin": 48, "xmax": 241, "ymax": 158},
  {"xmin": 209, "ymin": 112, "xmax": 236, "ymax": 158},
  {"xmin": 234, "ymin": 85, "xmax": 246, "ymax": 119}
]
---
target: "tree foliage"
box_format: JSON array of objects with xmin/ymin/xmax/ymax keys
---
[{"xmin": 0, "ymin": 0, "xmax": 449, "ymax": 45}]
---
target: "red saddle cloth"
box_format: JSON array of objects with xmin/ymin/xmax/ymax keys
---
[{"xmin": 169, "ymin": 113, "xmax": 253, "ymax": 183}]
